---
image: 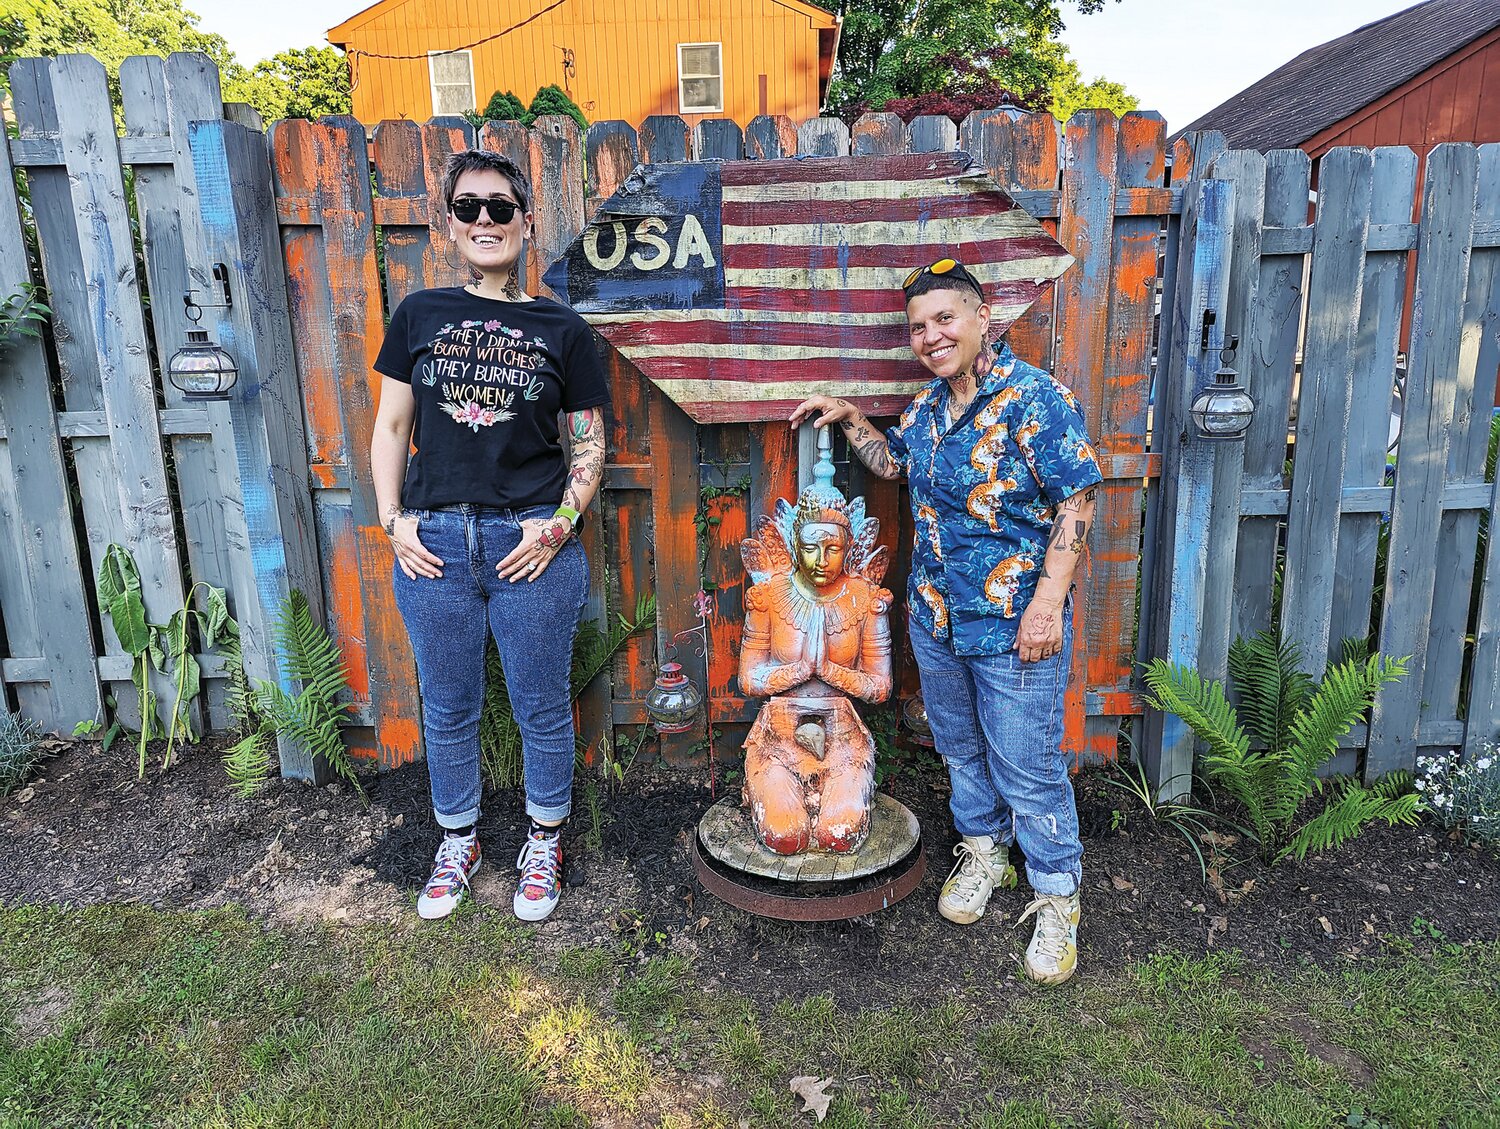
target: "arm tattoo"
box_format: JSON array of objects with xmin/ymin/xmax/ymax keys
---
[
  {"xmin": 855, "ymin": 437, "xmax": 900, "ymax": 481},
  {"xmin": 1060, "ymin": 485, "xmax": 1099, "ymax": 512}
]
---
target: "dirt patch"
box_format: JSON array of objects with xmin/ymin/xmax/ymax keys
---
[
  {"xmin": 11, "ymin": 983, "xmax": 72, "ymax": 1041},
  {"xmin": 1, "ymin": 738, "xmax": 1498, "ymax": 1008}
]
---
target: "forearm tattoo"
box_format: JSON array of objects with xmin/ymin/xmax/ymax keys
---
[
  {"xmin": 839, "ymin": 412, "xmax": 901, "ymax": 481},
  {"xmin": 562, "ymin": 408, "xmax": 606, "ymax": 512}
]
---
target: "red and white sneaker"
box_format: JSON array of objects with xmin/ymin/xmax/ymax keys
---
[
  {"xmin": 514, "ymin": 829, "xmax": 563, "ymax": 922},
  {"xmin": 416, "ymin": 833, "xmax": 481, "ymax": 920}
]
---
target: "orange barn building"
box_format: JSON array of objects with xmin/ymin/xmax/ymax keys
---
[{"xmin": 327, "ymin": 0, "xmax": 840, "ymax": 127}]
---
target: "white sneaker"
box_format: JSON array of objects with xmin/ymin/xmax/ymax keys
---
[
  {"xmin": 1018, "ymin": 891, "xmax": 1081, "ymax": 984},
  {"xmin": 514, "ymin": 829, "xmax": 563, "ymax": 922},
  {"xmin": 416, "ymin": 832, "xmax": 481, "ymax": 920},
  {"xmin": 937, "ymin": 834, "xmax": 1018, "ymax": 924}
]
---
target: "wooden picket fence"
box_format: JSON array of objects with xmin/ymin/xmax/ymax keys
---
[
  {"xmin": 1, "ymin": 51, "xmax": 1497, "ymax": 797},
  {"xmin": 1150, "ymin": 139, "xmax": 1500, "ymax": 794}
]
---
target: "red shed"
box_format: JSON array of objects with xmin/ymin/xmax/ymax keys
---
[{"xmin": 1176, "ymin": 0, "xmax": 1500, "ymax": 155}]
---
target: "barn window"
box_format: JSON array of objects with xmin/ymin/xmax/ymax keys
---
[
  {"xmin": 677, "ymin": 43, "xmax": 723, "ymax": 114},
  {"xmin": 428, "ymin": 50, "xmax": 475, "ymax": 117}
]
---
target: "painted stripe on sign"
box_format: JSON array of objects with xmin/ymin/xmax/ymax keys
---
[
  {"xmin": 720, "ymin": 212, "xmax": 1048, "ymax": 250},
  {"xmin": 617, "ymin": 341, "xmax": 916, "ymax": 361},
  {"xmin": 584, "ymin": 308, "xmax": 909, "ymax": 326},
  {"xmin": 725, "ymin": 261, "xmax": 1069, "ymax": 289},
  {"xmin": 722, "ymin": 235, "xmax": 1068, "ymax": 271},
  {"xmin": 651, "ymin": 376, "xmax": 932, "ymax": 401},
  {"xmin": 721, "ymin": 178, "xmax": 984, "ymax": 205}
]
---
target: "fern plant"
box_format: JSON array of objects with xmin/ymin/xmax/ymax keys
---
[
  {"xmin": 1142, "ymin": 628, "xmax": 1418, "ymax": 863},
  {"xmin": 480, "ymin": 593, "xmax": 656, "ymax": 789},
  {"xmin": 227, "ymin": 590, "xmax": 363, "ymax": 800}
]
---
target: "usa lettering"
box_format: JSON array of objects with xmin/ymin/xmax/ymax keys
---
[{"xmin": 582, "ymin": 215, "xmax": 716, "ymax": 273}]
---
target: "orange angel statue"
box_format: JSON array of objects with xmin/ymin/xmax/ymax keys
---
[{"xmin": 738, "ymin": 434, "xmax": 894, "ymax": 854}]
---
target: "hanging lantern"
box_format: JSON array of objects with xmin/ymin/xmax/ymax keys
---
[
  {"xmin": 1189, "ymin": 338, "xmax": 1254, "ymax": 441},
  {"xmin": 167, "ymin": 289, "xmax": 238, "ymax": 401},
  {"xmin": 645, "ymin": 661, "xmax": 704, "ymax": 734},
  {"xmin": 168, "ymin": 328, "xmax": 239, "ymax": 401},
  {"xmin": 901, "ymin": 694, "xmax": 935, "ymax": 747}
]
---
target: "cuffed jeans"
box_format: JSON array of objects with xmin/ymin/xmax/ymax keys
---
[
  {"xmin": 909, "ymin": 613, "xmax": 1082, "ymax": 896},
  {"xmin": 392, "ymin": 503, "xmax": 587, "ymax": 829}
]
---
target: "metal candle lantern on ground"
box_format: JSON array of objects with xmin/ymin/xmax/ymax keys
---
[
  {"xmin": 1189, "ymin": 337, "xmax": 1255, "ymax": 441},
  {"xmin": 645, "ymin": 661, "xmax": 703, "ymax": 734}
]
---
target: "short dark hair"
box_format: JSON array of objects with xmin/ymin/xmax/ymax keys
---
[
  {"xmin": 441, "ymin": 149, "xmax": 531, "ymax": 214},
  {"xmin": 902, "ymin": 259, "xmax": 986, "ymax": 305}
]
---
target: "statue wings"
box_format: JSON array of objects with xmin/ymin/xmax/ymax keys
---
[{"xmin": 741, "ymin": 511, "xmax": 796, "ymax": 585}]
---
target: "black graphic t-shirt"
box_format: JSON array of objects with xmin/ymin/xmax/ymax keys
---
[{"xmin": 374, "ymin": 288, "xmax": 611, "ymax": 510}]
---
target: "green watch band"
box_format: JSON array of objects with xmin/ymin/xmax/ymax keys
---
[{"xmin": 555, "ymin": 505, "xmax": 581, "ymax": 529}]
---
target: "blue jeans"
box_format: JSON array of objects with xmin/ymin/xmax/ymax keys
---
[
  {"xmin": 392, "ymin": 504, "xmax": 588, "ymax": 829},
  {"xmin": 909, "ymin": 614, "xmax": 1082, "ymax": 896}
]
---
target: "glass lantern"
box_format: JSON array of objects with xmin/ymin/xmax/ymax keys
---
[
  {"xmin": 645, "ymin": 661, "xmax": 703, "ymax": 734},
  {"xmin": 1189, "ymin": 344, "xmax": 1255, "ymax": 441},
  {"xmin": 168, "ymin": 328, "xmax": 238, "ymax": 401},
  {"xmin": 901, "ymin": 694, "xmax": 935, "ymax": 747}
]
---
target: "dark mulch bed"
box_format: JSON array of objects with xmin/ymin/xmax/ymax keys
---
[{"xmin": 1, "ymin": 737, "xmax": 1496, "ymax": 1007}]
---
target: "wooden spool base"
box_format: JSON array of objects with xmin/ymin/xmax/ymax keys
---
[{"xmin": 691, "ymin": 794, "xmax": 926, "ymax": 921}]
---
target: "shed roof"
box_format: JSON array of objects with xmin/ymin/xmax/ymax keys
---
[{"xmin": 1173, "ymin": 0, "xmax": 1500, "ymax": 149}]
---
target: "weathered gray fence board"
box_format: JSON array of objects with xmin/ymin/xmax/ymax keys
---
[
  {"xmin": 638, "ymin": 115, "xmax": 688, "ymax": 165},
  {"xmin": 797, "ymin": 116, "xmax": 850, "ymax": 157},
  {"xmin": 693, "ymin": 118, "xmax": 743, "ymax": 161},
  {"xmin": 121, "ymin": 51, "xmax": 235, "ymax": 729},
  {"xmin": 1144, "ymin": 131, "xmax": 1231, "ymax": 799},
  {"xmin": 908, "ymin": 115, "xmax": 957, "ymax": 153},
  {"xmin": 1331, "ymin": 148, "xmax": 1418, "ymax": 668},
  {"xmin": 48, "ymin": 54, "xmax": 195, "ymax": 730},
  {"xmin": 1459, "ymin": 146, "xmax": 1500, "ymax": 762},
  {"xmin": 851, "ymin": 113, "xmax": 908, "ymax": 157},
  {"xmin": 1280, "ymin": 147, "xmax": 1374, "ymax": 679},
  {"xmin": 1231, "ymin": 149, "xmax": 1309, "ymax": 642},
  {"xmin": 190, "ymin": 118, "xmax": 328, "ymax": 778},
  {"xmin": 375, "ymin": 119, "xmax": 474, "ymax": 302},
  {"xmin": 1369, "ymin": 144, "xmax": 1481, "ymax": 775},
  {"xmin": 1426, "ymin": 144, "xmax": 1500, "ymax": 728},
  {"xmin": 1200, "ymin": 148, "xmax": 1266, "ymax": 685},
  {"xmin": 479, "ymin": 120, "xmax": 534, "ymax": 293},
  {"xmin": 0, "ymin": 100, "xmax": 100, "ymax": 731}
]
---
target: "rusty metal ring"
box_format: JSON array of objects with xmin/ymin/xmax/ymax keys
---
[{"xmin": 690, "ymin": 832, "xmax": 926, "ymax": 922}]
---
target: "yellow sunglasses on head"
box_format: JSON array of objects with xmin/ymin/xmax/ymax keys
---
[{"xmin": 902, "ymin": 257, "xmax": 984, "ymax": 295}]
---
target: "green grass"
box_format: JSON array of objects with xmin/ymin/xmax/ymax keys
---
[{"xmin": 1, "ymin": 905, "xmax": 1497, "ymax": 1128}]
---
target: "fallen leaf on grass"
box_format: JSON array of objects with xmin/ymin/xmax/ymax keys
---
[
  {"xmin": 1110, "ymin": 875, "xmax": 1135, "ymax": 892},
  {"xmin": 790, "ymin": 1075, "xmax": 835, "ymax": 1122}
]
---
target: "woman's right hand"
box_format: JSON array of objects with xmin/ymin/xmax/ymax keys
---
[
  {"xmin": 387, "ymin": 513, "xmax": 445, "ymax": 580},
  {"xmin": 789, "ymin": 396, "xmax": 858, "ymax": 430}
]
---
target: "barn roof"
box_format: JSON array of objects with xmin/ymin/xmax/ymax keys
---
[{"xmin": 1173, "ymin": 0, "xmax": 1500, "ymax": 150}]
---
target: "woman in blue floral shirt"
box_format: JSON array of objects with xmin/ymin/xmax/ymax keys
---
[{"xmin": 790, "ymin": 259, "xmax": 1101, "ymax": 985}]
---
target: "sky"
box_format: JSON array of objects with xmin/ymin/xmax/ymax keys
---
[{"xmin": 191, "ymin": 0, "xmax": 1419, "ymax": 132}]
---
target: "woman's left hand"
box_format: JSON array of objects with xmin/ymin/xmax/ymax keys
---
[
  {"xmin": 1016, "ymin": 597, "xmax": 1065, "ymax": 663},
  {"xmin": 496, "ymin": 517, "xmax": 572, "ymax": 583}
]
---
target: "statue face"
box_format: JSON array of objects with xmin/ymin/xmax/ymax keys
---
[{"xmin": 797, "ymin": 523, "xmax": 849, "ymax": 589}]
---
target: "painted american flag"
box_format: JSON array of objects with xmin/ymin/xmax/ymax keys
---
[{"xmin": 543, "ymin": 152, "xmax": 1073, "ymax": 424}]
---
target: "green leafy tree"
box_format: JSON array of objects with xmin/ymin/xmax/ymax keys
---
[
  {"xmin": 222, "ymin": 46, "xmax": 351, "ymax": 122},
  {"xmin": 526, "ymin": 83, "xmax": 587, "ymax": 131},
  {"xmin": 1049, "ymin": 53, "xmax": 1138, "ymax": 119},
  {"xmin": 1143, "ymin": 630, "xmax": 1420, "ymax": 863},
  {"xmin": 826, "ymin": 0, "xmax": 1133, "ymax": 120},
  {"xmin": 0, "ymin": 0, "xmax": 236, "ymax": 99}
]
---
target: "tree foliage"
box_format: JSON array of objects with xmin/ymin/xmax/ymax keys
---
[
  {"xmin": 1, "ymin": 0, "xmax": 349, "ymax": 123},
  {"xmin": 481, "ymin": 89, "xmax": 527, "ymax": 124},
  {"xmin": 222, "ymin": 46, "xmax": 351, "ymax": 122},
  {"xmin": 1, "ymin": 0, "xmax": 234, "ymax": 97},
  {"xmin": 827, "ymin": 0, "xmax": 1136, "ymax": 122}
]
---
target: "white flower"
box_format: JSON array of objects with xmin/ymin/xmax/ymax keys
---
[{"xmin": 1477, "ymin": 757, "xmax": 1493, "ymax": 771}]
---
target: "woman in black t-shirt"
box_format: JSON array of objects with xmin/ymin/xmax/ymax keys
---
[{"xmin": 370, "ymin": 149, "xmax": 610, "ymax": 923}]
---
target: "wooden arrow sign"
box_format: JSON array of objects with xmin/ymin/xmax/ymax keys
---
[{"xmin": 543, "ymin": 152, "xmax": 1073, "ymax": 424}]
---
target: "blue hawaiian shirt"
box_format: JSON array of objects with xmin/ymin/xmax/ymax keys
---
[{"xmin": 885, "ymin": 344, "xmax": 1103, "ymax": 657}]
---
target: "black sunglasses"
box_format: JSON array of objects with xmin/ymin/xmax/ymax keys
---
[{"xmin": 450, "ymin": 196, "xmax": 521, "ymax": 225}]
